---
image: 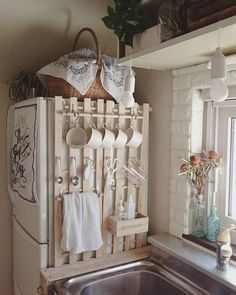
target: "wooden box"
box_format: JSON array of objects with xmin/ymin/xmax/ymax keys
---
[{"xmin": 108, "ymin": 213, "xmax": 149, "ymax": 237}]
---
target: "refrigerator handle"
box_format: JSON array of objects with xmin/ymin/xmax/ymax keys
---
[{"xmin": 7, "ymin": 105, "xmax": 16, "ymax": 204}]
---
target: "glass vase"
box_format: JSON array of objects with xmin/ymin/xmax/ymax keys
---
[
  {"xmin": 192, "ymin": 196, "xmax": 206, "ymax": 238},
  {"xmin": 206, "ymin": 205, "xmax": 220, "ymax": 242}
]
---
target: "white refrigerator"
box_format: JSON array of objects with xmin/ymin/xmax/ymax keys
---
[{"xmin": 7, "ymin": 97, "xmax": 55, "ymax": 295}]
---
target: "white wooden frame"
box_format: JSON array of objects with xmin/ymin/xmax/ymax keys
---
[{"xmin": 53, "ymin": 97, "xmax": 151, "ymax": 267}]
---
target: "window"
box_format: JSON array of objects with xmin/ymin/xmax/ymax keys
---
[
  {"xmin": 228, "ymin": 117, "xmax": 236, "ymax": 219},
  {"xmin": 205, "ymin": 100, "xmax": 236, "ymax": 244}
]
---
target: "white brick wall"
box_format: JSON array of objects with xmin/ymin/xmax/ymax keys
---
[
  {"xmin": 170, "ymin": 63, "xmax": 236, "ymax": 238},
  {"xmin": 170, "ymin": 66, "xmax": 206, "ymax": 238},
  {"xmin": 172, "ymin": 105, "xmax": 192, "ymax": 120}
]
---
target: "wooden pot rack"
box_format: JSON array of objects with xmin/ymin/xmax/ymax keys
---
[{"xmin": 40, "ymin": 97, "xmax": 151, "ymax": 294}]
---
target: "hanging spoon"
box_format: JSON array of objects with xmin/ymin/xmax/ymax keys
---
[
  {"xmin": 72, "ymin": 157, "xmax": 79, "ymax": 186},
  {"xmin": 57, "ymin": 158, "xmax": 63, "ymax": 184}
]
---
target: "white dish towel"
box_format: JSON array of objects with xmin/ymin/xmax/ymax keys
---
[{"xmin": 60, "ymin": 191, "xmax": 103, "ymax": 254}]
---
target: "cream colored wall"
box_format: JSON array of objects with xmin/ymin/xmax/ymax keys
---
[
  {"xmin": 0, "ymin": 1, "xmax": 115, "ymax": 294},
  {"xmin": 0, "ymin": 0, "xmax": 116, "ymax": 83},
  {"xmin": 135, "ymin": 69, "xmax": 173, "ymax": 234}
]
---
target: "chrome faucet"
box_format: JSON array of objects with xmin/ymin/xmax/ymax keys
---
[
  {"xmin": 216, "ymin": 241, "xmax": 232, "ymax": 270},
  {"xmin": 216, "ymin": 224, "xmax": 235, "ymax": 271}
]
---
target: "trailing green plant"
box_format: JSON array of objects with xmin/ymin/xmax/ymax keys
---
[
  {"xmin": 102, "ymin": 0, "xmax": 155, "ymax": 47},
  {"xmin": 8, "ymin": 70, "xmax": 47, "ymax": 101}
]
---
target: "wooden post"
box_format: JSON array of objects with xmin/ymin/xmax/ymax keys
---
[{"xmin": 54, "ymin": 96, "xmax": 64, "ymax": 267}]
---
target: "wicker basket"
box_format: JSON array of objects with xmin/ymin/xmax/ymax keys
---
[{"xmin": 45, "ymin": 27, "xmax": 113, "ymax": 100}]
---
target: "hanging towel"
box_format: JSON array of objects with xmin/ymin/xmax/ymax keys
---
[{"xmin": 60, "ymin": 191, "xmax": 103, "ymax": 254}]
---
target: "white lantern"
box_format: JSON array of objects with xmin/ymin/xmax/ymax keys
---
[
  {"xmin": 121, "ymin": 69, "xmax": 135, "ymax": 108},
  {"xmin": 210, "ymin": 47, "xmax": 228, "ymax": 102}
]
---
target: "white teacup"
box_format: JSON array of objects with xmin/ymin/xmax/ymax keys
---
[
  {"xmin": 113, "ymin": 128, "xmax": 128, "ymax": 149},
  {"xmin": 86, "ymin": 127, "xmax": 102, "ymax": 149},
  {"xmin": 66, "ymin": 126, "xmax": 87, "ymax": 149},
  {"xmin": 125, "ymin": 127, "xmax": 142, "ymax": 148},
  {"xmin": 100, "ymin": 127, "xmax": 115, "ymax": 148}
]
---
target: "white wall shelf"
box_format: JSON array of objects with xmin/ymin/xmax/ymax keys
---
[{"xmin": 118, "ymin": 16, "xmax": 236, "ymax": 71}]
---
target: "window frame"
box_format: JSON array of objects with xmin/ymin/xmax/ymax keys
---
[{"xmin": 204, "ymin": 99, "xmax": 236, "ymax": 244}]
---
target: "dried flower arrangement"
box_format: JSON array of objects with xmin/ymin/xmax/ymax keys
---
[{"xmin": 179, "ymin": 150, "xmax": 220, "ymax": 204}]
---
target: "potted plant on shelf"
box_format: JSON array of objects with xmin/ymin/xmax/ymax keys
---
[
  {"xmin": 8, "ymin": 70, "xmax": 46, "ymax": 101},
  {"xmin": 102, "ymin": 0, "xmax": 155, "ymax": 56}
]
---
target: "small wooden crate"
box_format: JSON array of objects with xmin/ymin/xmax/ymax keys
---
[{"xmin": 108, "ymin": 213, "xmax": 149, "ymax": 237}]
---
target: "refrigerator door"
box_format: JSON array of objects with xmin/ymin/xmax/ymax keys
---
[
  {"xmin": 8, "ymin": 98, "xmax": 48, "ymax": 243},
  {"xmin": 13, "ymin": 217, "xmax": 47, "ymax": 295},
  {"xmin": 7, "ymin": 104, "xmax": 16, "ymax": 204}
]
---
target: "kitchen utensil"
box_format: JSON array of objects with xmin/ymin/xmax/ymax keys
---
[
  {"xmin": 86, "ymin": 121, "xmax": 102, "ymax": 149},
  {"xmin": 66, "ymin": 125, "xmax": 87, "ymax": 149},
  {"xmin": 100, "ymin": 126, "xmax": 115, "ymax": 148},
  {"xmin": 113, "ymin": 127, "xmax": 127, "ymax": 149},
  {"xmin": 84, "ymin": 158, "xmax": 95, "ymax": 180},
  {"xmin": 125, "ymin": 127, "xmax": 142, "ymax": 148},
  {"xmin": 105, "ymin": 158, "xmax": 121, "ymax": 189}
]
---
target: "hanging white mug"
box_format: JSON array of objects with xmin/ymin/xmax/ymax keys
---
[
  {"xmin": 86, "ymin": 124, "xmax": 102, "ymax": 149},
  {"xmin": 125, "ymin": 127, "xmax": 142, "ymax": 148},
  {"xmin": 113, "ymin": 127, "xmax": 127, "ymax": 149},
  {"xmin": 100, "ymin": 126, "xmax": 115, "ymax": 148}
]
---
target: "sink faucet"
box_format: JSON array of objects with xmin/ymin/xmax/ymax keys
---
[{"xmin": 216, "ymin": 224, "xmax": 235, "ymax": 271}]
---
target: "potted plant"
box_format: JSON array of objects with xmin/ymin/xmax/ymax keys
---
[
  {"xmin": 102, "ymin": 0, "xmax": 155, "ymax": 53},
  {"xmin": 8, "ymin": 70, "xmax": 46, "ymax": 101}
]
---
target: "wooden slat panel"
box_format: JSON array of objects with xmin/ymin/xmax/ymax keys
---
[
  {"xmin": 68, "ymin": 97, "xmax": 79, "ymax": 264},
  {"xmin": 125, "ymin": 112, "xmax": 138, "ymax": 251},
  {"xmin": 82, "ymin": 98, "xmax": 93, "ymax": 261},
  {"xmin": 95, "ymin": 99, "xmax": 105, "ymax": 258},
  {"xmin": 41, "ymin": 246, "xmax": 151, "ymax": 285},
  {"xmin": 136, "ymin": 104, "xmax": 149, "ymax": 248},
  {"xmin": 54, "ymin": 96, "xmax": 64, "ymax": 267},
  {"xmin": 113, "ymin": 103, "xmax": 126, "ymax": 253},
  {"xmin": 53, "ymin": 98, "xmax": 150, "ymax": 267},
  {"xmin": 102, "ymin": 100, "xmax": 114, "ymax": 255}
]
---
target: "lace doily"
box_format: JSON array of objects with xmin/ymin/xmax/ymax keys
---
[{"xmin": 37, "ymin": 49, "xmax": 129, "ymax": 103}]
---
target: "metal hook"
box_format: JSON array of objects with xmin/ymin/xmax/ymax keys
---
[
  {"xmin": 71, "ymin": 103, "xmax": 78, "ymax": 117},
  {"xmin": 88, "ymin": 113, "xmax": 97, "ymax": 129},
  {"xmin": 88, "ymin": 113, "xmax": 93, "ymax": 124},
  {"xmin": 59, "ymin": 188, "xmax": 64, "ymax": 197},
  {"xmin": 103, "ymin": 122, "xmax": 108, "ymax": 129},
  {"xmin": 84, "ymin": 157, "xmax": 95, "ymax": 180},
  {"xmin": 130, "ymin": 116, "xmax": 136, "ymax": 128},
  {"xmin": 116, "ymin": 115, "xmax": 121, "ymax": 129},
  {"xmin": 85, "ymin": 157, "xmax": 94, "ymax": 166},
  {"xmin": 132, "ymin": 103, "xmax": 139, "ymax": 117},
  {"xmin": 74, "ymin": 112, "xmax": 81, "ymax": 127}
]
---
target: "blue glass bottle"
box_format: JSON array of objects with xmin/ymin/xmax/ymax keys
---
[{"xmin": 206, "ymin": 205, "xmax": 220, "ymax": 242}]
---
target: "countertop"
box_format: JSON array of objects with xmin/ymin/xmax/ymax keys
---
[{"xmin": 148, "ymin": 234, "xmax": 236, "ymax": 291}]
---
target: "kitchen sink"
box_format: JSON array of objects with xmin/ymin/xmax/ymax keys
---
[{"xmin": 53, "ymin": 259, "xmax": 209, "ymax": 295}]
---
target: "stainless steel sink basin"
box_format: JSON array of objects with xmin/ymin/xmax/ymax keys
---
[{"xmin": 54, "ymin": 260, "xmax": 208, "ymax": 295}]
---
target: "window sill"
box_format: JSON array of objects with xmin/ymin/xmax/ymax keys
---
[
  {"xmin": 182, "ymin": 234, "xmax": 236, "ymax": 262},
  {"xmin": 148, "ymin": 234, "xmax": 236, "ymax": 291}
]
